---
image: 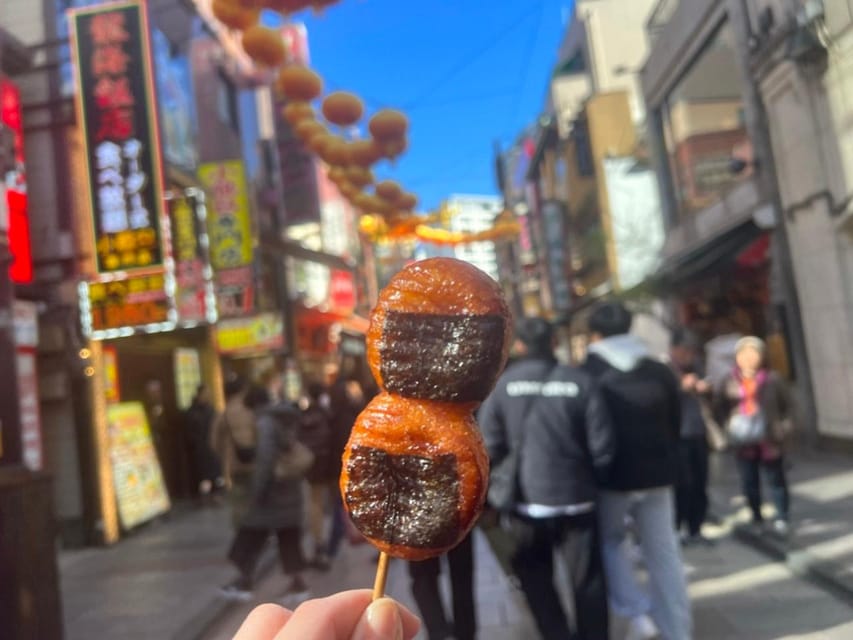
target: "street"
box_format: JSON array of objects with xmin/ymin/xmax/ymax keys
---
[{"xmin": 203, "ymin": 524, "xmax": 853, "ymax": 640}]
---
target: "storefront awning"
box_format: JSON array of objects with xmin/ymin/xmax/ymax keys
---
[{"xmin": 651, "ymin": 220, "xmax": 765, "ymax": 290}]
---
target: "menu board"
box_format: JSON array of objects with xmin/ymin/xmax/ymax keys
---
[{"xmin": 106, "ymin": 402, "xmax": 170, "ymax": 529}]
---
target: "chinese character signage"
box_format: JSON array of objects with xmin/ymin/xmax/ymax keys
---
[
  {"xmin": 199, "ymin": 160, "xmax": 255, "ymax": 317},
  {"xmin": 169, "ymin": 195, "xmax": 210, "ymax": 323},
  {"xmin": 199, "ymin": 161, "xmax": 253, "ymax": 269},
  {"xmin": 85, "ymin": 272, "xmax": 171, "ymax": 333},
  {"xmin": 69, "ymin": 1, "xmax": 166, "ymax": 274}
]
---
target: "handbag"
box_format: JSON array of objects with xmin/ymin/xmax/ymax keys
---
[
  {"xmin": 274, "ymin": 439, "xmax": 315, "ymax": 479},
  {"xmin": 727, "ymin": 411, "xmax": 767, "ymax": 446}
]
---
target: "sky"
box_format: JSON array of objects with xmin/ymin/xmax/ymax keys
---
[{"xmin": 266, "ymin": 0, "xmax": 574, "ymax": 212}]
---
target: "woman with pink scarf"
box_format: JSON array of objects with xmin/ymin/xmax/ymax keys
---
[{"xmin": 714, "ymin": 336, "xmax": 794, "ymax": 535}]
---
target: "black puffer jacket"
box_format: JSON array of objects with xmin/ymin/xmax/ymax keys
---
[
  {"xmin": 583, "ymin": 335, "xmax": 681, "ymax": 491},
  {"xmin": 478, "ymin": 356, "xmax": 615, "ymax": 509}
]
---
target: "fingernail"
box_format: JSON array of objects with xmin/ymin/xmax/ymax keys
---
[{"xmin": 357, "ymin": 598, "xmax": 403, "ymax": 640}]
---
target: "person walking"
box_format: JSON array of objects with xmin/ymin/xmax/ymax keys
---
[
  {"xmin": 184, "ymin": 385, "xmax": 224, "ymax": 504},
  {"xmin": 479, "ymin": 317, "xmax": 615, "ymax": 640},
  {"xmin": 668, "ymin": 329, "xmax": 713, "ymax": 546},
  {"xmin": 407, "ymin": 531, "xmax": 476, "ymax": 640},
  {"xmin": 223, "ymin": 385, "xmax": 312, "ymax": 603},
  {"xmin": 583, "ymin": 302, "xmax": 691, "ymax": 640},
  {"xmin": 714, "ymin": 336, "xmax": 794, "ymax": 535},
  {"xmin": 299, "ymin": 382, "xmax": 335, "ymax": 570}
]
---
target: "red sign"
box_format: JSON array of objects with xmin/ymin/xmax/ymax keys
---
[
  {"xmin": 69, "ymin": 1, "xmax": 167, "ymax": 274},
  {"xmin": 329, "ymin": 269, "xmax": 355, "ymax": 314},
  {"xmin": 1, "ymin": 77, "xmax": 32, "ymax": 284}
]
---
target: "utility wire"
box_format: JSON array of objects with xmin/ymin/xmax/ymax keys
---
[
  {"xmin": 399, "ymin": 3, "xmax": 542, "ymax": 111},
  {"xmin": 506, "ymin": 0, "xmax": 547, "ymax": 133}
]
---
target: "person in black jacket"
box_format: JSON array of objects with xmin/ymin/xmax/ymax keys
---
[
  {"xmin": 479, "ymin": 317, "xmax": 615, "ymax": 640},
  {"xmin": 583, "ymin": 302, "xmax": 691, "ymax": 640}
]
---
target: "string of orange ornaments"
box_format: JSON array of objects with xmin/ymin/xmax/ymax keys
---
[{"xmin": 211, "ymin": 0, "xmax": 421, "ymax": 245}]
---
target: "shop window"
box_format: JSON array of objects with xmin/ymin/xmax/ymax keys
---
[
  {"xmin": 572, "ymin": 120, "xmax": 594, "ymax": 177},
  {"xmin": 661, "ymin": 20, "xmax": 752, "ymax": 218},
  {"xmin": 216, "ymin": 71, "xmax": 240, "ymax": 134}
]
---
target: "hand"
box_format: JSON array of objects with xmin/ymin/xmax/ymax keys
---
[
  {"xmin": 694, "ymin": 379, "xmax": 710, "ymax": 394},
  {"xmin": 681, "ymin": 373, "xmax": 698, "ymax": 392},
  {"xmin": 233, "ymin": 590, "xmax": 421, "ymax": 640}
]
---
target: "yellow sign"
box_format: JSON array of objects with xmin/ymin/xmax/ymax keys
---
[
  {"xmin": 106, "ymin": 402, "xmax": 170, "ymax": 529},
  {"xmin": 215, "ymin": 312, "xmax": 284, "ymax": 355},
  {"xmin": 198, "ymin": 160, "xmax": 253, "ymax": 269}
]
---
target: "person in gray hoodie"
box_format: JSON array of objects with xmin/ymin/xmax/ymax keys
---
[{"xmin": 583, "ymin": 302, "xmax": 691, "ymax": 640}]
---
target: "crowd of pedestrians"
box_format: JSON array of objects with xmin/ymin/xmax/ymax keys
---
[{"xmin": 212, "ymin": 300, "xmax": 794, "ymax": 640}]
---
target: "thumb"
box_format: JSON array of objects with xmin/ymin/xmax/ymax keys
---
[{"xmin": 352, "ymin": 598, "xmax": 403, "ymax": 640}]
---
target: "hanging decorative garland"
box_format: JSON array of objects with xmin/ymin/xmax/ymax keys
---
[{"xmin": 209, "ymin": 0, "xmax": 520, "ymax": 246}]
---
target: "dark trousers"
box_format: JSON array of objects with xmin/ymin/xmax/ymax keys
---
[
  {"xmin": 408, "ymin": 532, "xmax": 475, "ymax": 640},
  {"xmin": 675, "ymin": 437, "xmax": 709, "ymax": 536},
  {"xmin": 509, "ymin": 512, "xmax": 608, "ymax": 640},
  {"xmin": 736, "ymin": 455, "xmax": 790, "ymax": 522},
  {"xmin": 228, "ymin": 526, "xmax": 304, "ymax": 584}
]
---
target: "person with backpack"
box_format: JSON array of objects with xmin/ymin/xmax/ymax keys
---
[
  {"xmin": 582, "ymin": 302, "xmax": 691, "ymax": 640},
  {"xmin": 298, "ymin": 382, "xmax": 335, "ymax": 570},
  {"xmin": 216, "ymin": 378, "xmax": 313, "ymax": 603},
  {"xmin": 478, "ymin": 317, "xmax": 615, "ymax": 640}
]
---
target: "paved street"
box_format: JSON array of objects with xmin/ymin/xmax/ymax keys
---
[
  {"xmin": 203, "ymin": 522, "xmax": 853, "ymax": 640},
  {"xmin": 58, "ymin": 453, "xmax": 853, "ymax": 640}
]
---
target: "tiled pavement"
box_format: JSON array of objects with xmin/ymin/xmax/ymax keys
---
[
  {"xmin": 59, "ymin": 505, "xmax": 272, "ymax": 640},
  {"xmin": 59, "ymin": 449, "xmax": 853, "ymax": 639},
  {"xmin": 707, "ymin": 448, "xmax": 853, "ymax": 602}
]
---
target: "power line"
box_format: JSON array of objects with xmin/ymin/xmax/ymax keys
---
[
  {"xmin": 506, "ymin": 0, "xmax": 547, "ymax": 133},
  {"xmin": 399, "ymin": 3, "xmax": 542, "ymax": 111},
  {"xmin": 406, "ymin": 87, "xmax": 519, "ymax": 112}
]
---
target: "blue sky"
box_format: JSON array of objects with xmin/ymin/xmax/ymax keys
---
[{"xmin": 267, "ymin": 0, "xmax": 573, "ymax": 212}]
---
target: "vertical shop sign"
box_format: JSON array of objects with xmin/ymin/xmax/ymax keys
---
[
  {"xmin": 69, "ymin": 1, "xmax": 167, "ymax": 274},
  {"xmin": 102, "ymin": 345, "xmax": 120, "ymax": 403},
  {"xmin": 169, "ymin": 195, "xmax": 209, "ymax": 323},
  {"xmin": 199, "ymin": 160, "xmax": 254, "ymax": 317},
  {"xmin": 13, "ymin": 301, "xmax": 42, "ymax": 471},
  {"xmin": 275, "ymin": 23, "xmax": 321, "ymax": 226},
  {"xmin": 1, "ymin": 77, "xmax": 33, "ymax": 283}
]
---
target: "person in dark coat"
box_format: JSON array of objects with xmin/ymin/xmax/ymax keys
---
[
  {"xmin": 184, "ymin": 385, "xmax": 224, "ymax": 502},
  {"xmin": 299, "ymin": 382, "xmax": 335, "ymax": 569},
  {"xmin": 478, "ymin": 317, "xmax": 615, "ymax": 640},
  {"xmin": 583, "ymin": 302, "xmax": 691, "ymax": 640},
  {"xmin": 668, "ymin": 329, "xmax": 713, "ymax": 545},
  {"xmin": 222, "ymin": 387, "xmax": 309, "ymax": 602},
  {"xmin": 325, "ymin": 367, "xmax": 367, "ymax": 558}
]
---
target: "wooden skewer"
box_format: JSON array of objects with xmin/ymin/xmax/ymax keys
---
[{"xmin": 372, "ymin": 552, "xmax": 390, "ymax": 601}]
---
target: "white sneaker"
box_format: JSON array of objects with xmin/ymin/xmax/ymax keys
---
[{"xmin": 626, "ymin": 614, "xmax": 660, "ymax": 640}]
